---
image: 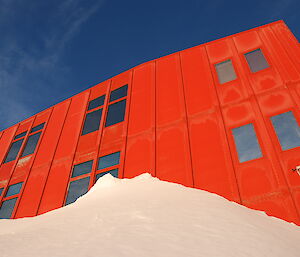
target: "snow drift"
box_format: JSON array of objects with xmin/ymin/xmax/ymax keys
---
[{"xmin": 0, "ymin": 173, "xmax": 299, "ymax": 257}]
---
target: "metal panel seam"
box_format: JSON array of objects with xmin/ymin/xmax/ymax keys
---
[
  {"xmin": 203, "ymin": 45, "xmax": 243, "ymax": 203},
  {"xmin": 120, "ymin": 70, "xmax": 134, "ymax": 179},
  {"xmin": 10, "ymin": 114, "xmax": 40, "ymax": 218},
  {"xmin": 61, "ymin": 90, "xmax": 92, "ymax": 206},
  {"xmin": 154, "ymin": 60, "xmax": 157, "ymax": 177},
  {"xmin": 88, "ymin": 80, "xmax": 112, "ymax": 188},
  {"xmin": 178, "ymin": 52, "xmax": 195, "ymax": 187},
  {"xmin": 0, "ymin": 123, "xmax": 21, "ymax": 203},
  {"xmin": 36, "ymin": 100, "xmax": 72, "ymax": 215},
  {"xmin": 270, "ymin": 26, "xmax": 300, "ymax": 79}
]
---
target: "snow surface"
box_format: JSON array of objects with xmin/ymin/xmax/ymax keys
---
[{"xmin": 0, "ymin": 173, "xmax": 300, "ymax": 257}]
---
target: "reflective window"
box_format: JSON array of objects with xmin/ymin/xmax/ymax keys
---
[
  {"xmin": 3, "ymin": 139, "xmax": 24, "ymax": 163},
  {"xmin": 21, "ymin": 132, "xmax": 41, "ymax": 157},
  {"xmin": 0, "ymin": 197, "xmax": 17, "ymax": 219},
  {"xmin": 65, "ymin": 177, "xmax": 90, "ymax": 205},
  {"xmin": 71, "ymin": 160, "xmax": 93, "ymax": 178},
  {"xmin": 5, "ymin": 182, "xmax": 23, "ymax": 197},
  {"xmin": 245, "ymin": 49, "xmax": 269, "ymax": 73},
  {"xmin": 14, "ymin": 131, "xmax": 27, "ymax": 140},
  {"xmin": 96, "ymin": 169, "xmax": 118, "ymax": 181},
  {"xmin": 215, "ymin": 60, "xmax": 237, "ymax": 84},
  {"xmin": 232, "ymin": 124, "xmax": 262, "ymax": 162},
  {"xmin": 30, "ymin": 123, "xmax": 45, "ymax": 133},
  {"xmin": 82, "ymin": 109, "xmax": 102, "ymax": 135},
  {"xmin": 88, "ymin": 95, "xmax": 105, "ymax": 111},
  {"xmin": 105, "ymin": 100, "xmax": 126, "ymax": 127},
  {"xmin": 98, "ymin": 152, "xmax": 120, "ymax": 170},
  {"xmin": 109, "ymin": 85, "xmax": 128, "ymax": 102},
  {"xmin": 271, "ymin": 111, "xmax": 300, "ymax": 150},
  {"xmin": 0, "ymin": 188, "xmax": 3, "ymax": 196}
]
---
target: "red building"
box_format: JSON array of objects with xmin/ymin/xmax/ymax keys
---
[{"xmin": 0, "ymin": 20, "xmax": 300, "ymax": 224}]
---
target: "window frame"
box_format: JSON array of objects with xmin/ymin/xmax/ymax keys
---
[
  {"xmin": 0, "ymin": 180, "xmax": 24, "ymax": 219},
  {"xmin": 95, "ymin": 151, "xmax": 121, "ymax": 183},
  {"xmin": 269, "ymin": 110, "xmax": 300, "ymax": 152},
  {"xmin": 64, "ymin": 160, "xmax": 94, "ymax": 205},
  {"xmin": 231, "ymin": 122, "xmax": 264, "ymax": 164},
  {"xmin": 214, "ymin": 59, "xmax": 238, "ymax": 85},
  {"xmin": 81, "ymin": 95, "xmax": 106, "ymax": 136},
  {"xmin": 243, "ymin": 47, "xmax": 271, "ymax": 74},
  {"xmin": 3, "ymin": 138, "xmax": 25, "ymax": 164},
  {"xmin": 19, "ymin": 123, "xmax": 45, "ymax": 158}
]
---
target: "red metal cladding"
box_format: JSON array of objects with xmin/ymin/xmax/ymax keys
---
[{"xmin": 1, "ymin": 20, "xmax": 300, "ymax": 225}]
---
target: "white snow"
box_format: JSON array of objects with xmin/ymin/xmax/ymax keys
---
[{"xmin": 0, "ymin": 173, "xmax": 299, "ymax": 257}]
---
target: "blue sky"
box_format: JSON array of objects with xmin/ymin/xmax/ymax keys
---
[{"xmin": 0, "ymin": 0, "xmax": 299, "ymax": 131}]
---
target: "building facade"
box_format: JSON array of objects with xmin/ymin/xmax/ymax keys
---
[{"xmin": 0, "ymin": 20, "xmax": 300, "ymax": 224}]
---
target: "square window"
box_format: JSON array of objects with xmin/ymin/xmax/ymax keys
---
[
  {"xmin": 232, "ymin": 124, "xmax": 263, "ymax": 163},
  {"xmin": 65, "ymin": 177, "xmax": 90, "ymax": 205},
  {"xmin": 30, "ymin": 123, "xmax": 45, "ymax": 133},
  {"xmin": 14, "ymin": 131, "xmax": 27, "ymax": 140},
  {"xmin": 271, "ymin": 111, "xmax": 300, "ymax": 150},
  {"xmin": 98, "ymin": 152, "xmax": 120, "ymax": 170},
  {"xmin": 5, "ymin": 182, "xmax": 23, "ymax": 197},
  {"xmin": 4, "ymin": 139, "xmax": 24, "ymax": 163},
  {"xmin": 0, "ymin": 198, "xmax": 18, "ymax": 219},
  {"xmin": 109, "ymin": 85, "xmax": 128, "ymax": 102},
  {"xmin": 21, "ymin": 132, "xmax": 41, "ymax": 157},
  {"xmin": 96, "ymin": 169, "xmax": 118, "ymax": 181},
  {"xmin": 88, "ymin": 95, "xmax": 105, "ymax": 111},
  {"xmin": 71, "ymin": 160, "xmax": 93, "ymax": 178},
  {"xmin": 82, "ymin": 109, "xmax": 102, "ymax": 135},
  {"xmin": 215, "ymin": 60, "xmax": 237, "ymax": 84},
  {"xmin": 245, "ymin": 49, "xmax": 269, "ymax": 73},
  {"xmin": 105, "ymin": 100, "xmax": 126, "ymax": 127}
]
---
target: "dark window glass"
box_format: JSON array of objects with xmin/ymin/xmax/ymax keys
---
[
  {"xmin": 88, "ymin": 95, "xmax": 105, "ymax": 111},
  {"xmin": 109, "ymin": 85, "xmax": 128, "ymax": 102},
  {"xmin": 96, "ymin": 169, "xmax": 118, "ymax": 181},
  {"xmin": 105, "ymin": 100, "xmax": 126, "ymax": 127},
  {"xmin": 21, "ymin": 132, "xmax": 41, "ymax": 157},
  {"xmin": 232, "ymin": 124, "xmax": 262, "ymax": 163},
  {"xmin": 271, "ymin": 111, "xmax": 300, "ymax": 150},
  {"xmin": 245, "ymin": 49, "xmax": 269, "ymax": 73},
  {"xmin": 0, "ymin": 188, "xmax": 3, "ymax": 196},
  {"xmin": 215, "ymin": 60, "xmax": 237, "ymax": 84},
  {"xmin": 14, "ymin": 131, "xmax": 27, "ymax": 140},
  {"xmin": 82, "ymin": 109, "xmax": 102, "ymax": 135},
  {"xmin": 5, "ymin": 182, "xmax": 23, "ymax": 197},
  {"xmin": 65, "ymin": 177, "xmax": 90, "ymax": 205},
  {"xmin": 30, "ymin": 123, "xmax": 45, "ymax": 133},
  {"xmin": 0, "ymin": 198, "xmax": 17, "ymax": 219},
  {"xmin": 4, "ymin": 139, "xmax": 24, "ymax": 163},
  {"xmin": 98, "ymin": 152, "xmax": 120, "ymax": 170},
  {"xmin": 71, "ymin": 160, "xmax": 93, "ymax": 178}
]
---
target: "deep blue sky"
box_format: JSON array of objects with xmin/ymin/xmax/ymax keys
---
[{"xmin": 0, "ymin": 0, "xmax": 299, "ymax": 131}]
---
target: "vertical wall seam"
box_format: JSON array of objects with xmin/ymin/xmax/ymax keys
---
[
  {"xmin": 121, "ymin": 70, "xmax": 134, "ymax": 179},
  {"xmin": 13, "ymin": 107, "xmax": 55, "ymax": 217},
  {"xmin": 270, "ymin": 26, "xmax": 300, "ymax": 75},
  {"xmin": 178, "ymin": 52, "xmax": 195, "ymax": 187},
  {"xmin": 154, "ymin": 61, "xmax": 157, "ymax": 177},
  {"xmin": 36, "ymin": 99, "xmax": 73, "ymax": 215},
  {"xmin": 88, "ymin": 80, "xmax": 112, "ymax": 188},
  {"xmin": 203, "ymin": 45, "xmax": 243, "ymax": 204},
  {"xmin": 0, "ymin": 123, "xmax": 20, "ymax": 204},
  {"xmin": 10, "ymin": 113, "xmax": 41, "ymax": 218},
  {"xmin": 61, "ymin": 90, "xmax": 92, "ymax": 207}
]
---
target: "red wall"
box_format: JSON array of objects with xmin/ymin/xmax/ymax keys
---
[{"xmin": 1, "ymin": 20, "xmax": 300, "ymax": 224}]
